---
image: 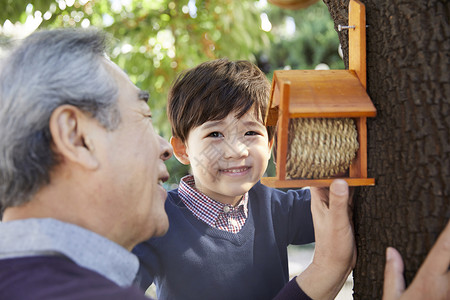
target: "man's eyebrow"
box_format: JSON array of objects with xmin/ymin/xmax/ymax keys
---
[{"xmin": 138, "ymin": 90, "xmax": 150, "ymax": 103}]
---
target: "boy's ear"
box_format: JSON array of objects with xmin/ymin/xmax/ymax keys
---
[
  {"xmin": 170, "ymin": 136, "xmax": 190, "ymax": 165},
  {"xmin": 49, "ymin": 105, "xmax": 99, "ymax": 170}
]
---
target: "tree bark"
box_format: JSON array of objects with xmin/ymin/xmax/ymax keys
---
[{"xmin": 323, "ymin": 0, "xmax": 450, "ymax": 298}]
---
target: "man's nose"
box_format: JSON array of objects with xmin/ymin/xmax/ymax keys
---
[{"xmin": 159, "ymin": 136, "xmax": 173, "ymax": 161}]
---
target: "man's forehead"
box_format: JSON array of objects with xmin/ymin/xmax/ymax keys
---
[
  {"xmin": 101, "ymin": 58, "xmax": 149, "ymax": 105},
  {"xmin": 101, "ymin": 57, "xmax": 133, "ymax": 85}
]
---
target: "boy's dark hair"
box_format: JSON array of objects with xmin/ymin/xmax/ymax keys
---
[{"xmin": 167, "ymin": 58, "xmax": 275, "ymax": 143}]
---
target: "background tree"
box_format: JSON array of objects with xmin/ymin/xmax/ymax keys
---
[{"xmin": 321, "ymin": 0, "xmax": 449, "ymax": 298}]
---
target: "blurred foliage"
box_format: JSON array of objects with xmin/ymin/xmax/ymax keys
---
[
  {"xmin": 0, "ymin": 0, "xmax": 54, "ymax": 22},
  {"xmin": 262, "ymin": 1, "xmax": 344, "ymax": 77},
  {"xmin": 0, "ymin": 0, "xmax": 343, "ymax": 185}
]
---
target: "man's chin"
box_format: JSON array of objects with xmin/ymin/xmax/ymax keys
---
[{"xmin": 152, "ymin": 216, "xmax": 169, "ymax": 237}]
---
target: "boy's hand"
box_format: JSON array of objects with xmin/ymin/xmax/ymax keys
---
[
  {"xmin": 296, "ymin": 179, "xmax": 356, "ymax": 300},
  {"xmin": 383, "ymin": 221, "xmax": 450, "ymax": 300},
  {"xmin": 310, "ymin": 180, "xmax": 356, "ymax": 271}
]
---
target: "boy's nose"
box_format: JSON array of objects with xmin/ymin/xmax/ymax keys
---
[{"xmin": 223, "ymin": 138, "xmax": 249, "ymax": 159}]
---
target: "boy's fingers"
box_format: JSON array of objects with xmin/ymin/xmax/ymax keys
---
[
  {"xmin": 328, "ymin": 179, "xmax": 349, "ymax": 218},
  {"xmin": 309, "ymin": 187, "xmax": 329, "ymax": 220},
  {"xmin": 382, "ymin": 247, "xmax": 405, "ymax": 300},
  {"xmin": 417, "ymin": 221, "xmax": 450, "ymax": 277},
  {"xmin": 310, "ymin": 187, "xmax": 329, "ymax": 206}
]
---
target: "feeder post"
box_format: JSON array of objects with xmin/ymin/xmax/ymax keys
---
[
  {"xmin": 348, "ymin": 0, "xmax": 368, "ymax": 179},
  {"xmin": 349, "ymin": 0, "xmax": 366, "ymax": 88}
]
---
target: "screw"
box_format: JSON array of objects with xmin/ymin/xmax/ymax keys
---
[{"xmin": 338, "ymin": 25, "xmax": 356, "ymax": 31}]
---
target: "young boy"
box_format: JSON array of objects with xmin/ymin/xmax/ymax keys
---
[{"xmin": 133, "ymin": 59, "xmax": 317, "ymax": 299}]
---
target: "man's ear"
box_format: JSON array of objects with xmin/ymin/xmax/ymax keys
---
[
  {"xmin": 49, "ymin": 105, "xmax": 99, "ymax": 170},
  {"xmin": 170, "ymin": 136, "xmax": 190, "ymax": 165}
]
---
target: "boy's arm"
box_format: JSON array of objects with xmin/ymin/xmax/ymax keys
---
[{"xmin": 295, "ymin": 179, "xmax": 356, "ymax": 300}]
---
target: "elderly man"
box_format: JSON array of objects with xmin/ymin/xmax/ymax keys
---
[
  {"xmin": 0, "ymin": 28, "xmax": 172, "ymax": 299},
  {"xmin": 0, "ymin": 28, "xmax": 447, "ymax": 300}
]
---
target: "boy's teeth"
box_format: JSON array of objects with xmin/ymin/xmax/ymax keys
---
[{"xmin": 225, "ymin": 167, "xmax": 247, "ymax": 173}]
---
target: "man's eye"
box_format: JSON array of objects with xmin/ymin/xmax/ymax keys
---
[{"xmin": 207, "ymin": 132, "xmax": 223, "ymax": 138}]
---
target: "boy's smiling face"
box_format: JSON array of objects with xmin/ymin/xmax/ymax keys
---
[{"xmin": 172, "ymin": 109, "xmax": 273, "ymax": 206}]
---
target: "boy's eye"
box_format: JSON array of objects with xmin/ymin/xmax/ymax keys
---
[
  {"xmin": 245, "ymin": 131, "xmax": 259, "ymax": 136},
  {"xmin": 207, "ymin": 132, "xmax": 223, "ymax": 138}
]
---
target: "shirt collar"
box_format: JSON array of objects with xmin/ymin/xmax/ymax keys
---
[
  {"xmin": 0, "ymin": 218, "xmax": 139, "ymax": 287},
  {"xmin": 178, "ymin": 175, "xmax": 248, "ymax": 227}
]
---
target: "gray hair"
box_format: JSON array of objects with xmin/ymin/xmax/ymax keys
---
[{"xmin": 0, "ymin": 28, "xmax": 120, "ymax": 211}]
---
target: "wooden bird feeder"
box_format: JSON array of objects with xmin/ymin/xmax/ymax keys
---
[{"xmin": 261, "ymin": 0, "xmax": 376, "ymax": 188}]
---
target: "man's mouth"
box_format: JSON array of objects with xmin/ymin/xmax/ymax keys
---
[{"xmin": 158, "ymin": 174, "xmax": 169, "ymax": 185}]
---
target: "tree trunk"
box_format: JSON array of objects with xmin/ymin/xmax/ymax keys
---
[{"xmin": 323, "ymin": 0, "xmax": 450, "ymax": 298}]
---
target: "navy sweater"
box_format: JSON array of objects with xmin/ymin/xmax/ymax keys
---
[
  {"xmin": 0, "ymin": 256, "xmax": 148, "ymax": 300},
  {"xmin": 133, "ymin": 181, "xmax": 314, "ymax": 300}
]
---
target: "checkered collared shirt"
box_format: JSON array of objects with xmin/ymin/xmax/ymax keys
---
[{"xmin": 178, "ymin": 175, "xmax": 248, "ymax": 233}]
